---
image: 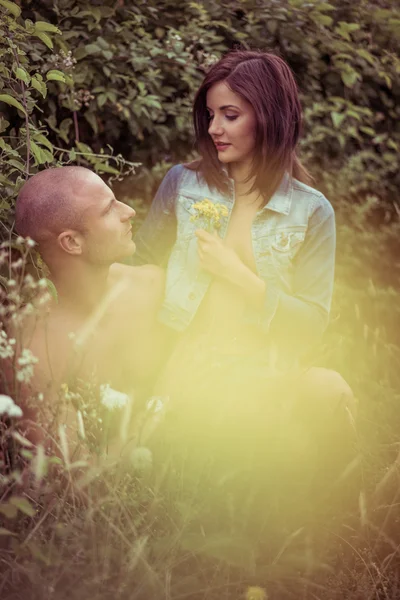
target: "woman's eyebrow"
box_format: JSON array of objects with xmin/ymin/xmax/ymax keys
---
[{"xmin": 206, "ymin": 104, "xmax": 240, "ymax": 111}]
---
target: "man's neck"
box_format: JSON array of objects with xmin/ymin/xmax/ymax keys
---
[{"xmin": 51, "ymin": 262, "xmax": 110, "ymax": 316}]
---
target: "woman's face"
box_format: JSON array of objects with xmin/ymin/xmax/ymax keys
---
[{"xmin": 206, "ymin": 81, "xmax": 257, "ymax": 167}]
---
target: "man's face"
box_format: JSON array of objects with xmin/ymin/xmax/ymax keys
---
[{"xmin": 77, "ymin": 173, "xmax": 136, "ymax": 265}]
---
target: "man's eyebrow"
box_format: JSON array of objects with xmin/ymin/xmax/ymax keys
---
[{"xmin": 100, "ymin": 197, "xmax": 115, "ymax": 214}]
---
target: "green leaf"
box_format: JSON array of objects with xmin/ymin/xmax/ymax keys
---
[
  {"xmin": 45, "ymin": 278, "xmax": 58, "ymax": 301},
  {"xmin": 46, "ymin": 70, "xmax": 66, "ymax": 83},
  {"xmin": 379, "ymin": 71, "xmax": 392, "ymax": 89},
  {"xmin": 10, "ymin": 496, "xmax": 36, "ymax": 517},
  {"xmin": 0, "ymin": 93, "xmax": 26, "ymax": 114},
  {"xmin": 356, "ymin": 48, "xmax": 375, "ymax": 66},
  {"xmin": 341, "ymin": 70, "xmax": 361, "ymax": 88},
  {"xmin": 97, "ymin": 93, "xmax": 108, "ymax": 108},
  {"xmin": 0, "ymin": 503, "xmax": 17, "ymax": 519},
  {"xmin": 33, "ymin": 133, "xmax": 53, "ymax": 152},
  {"xmin": 84, "ymin": 111, "xmax": 98, "ymax": 134},
  {"xmin": 30, "ymin": 140, "xmax": 48, "ymax": 165},
  {"xmin": 0, "ymin": 0, "xmax": 21, "ymax": 18},
  {"xmin": 311, "ymin": 12, "xmax": 333, "ymax": 27},
  {"xmin": 331, "ymin": 111, "xmax": 346, "ymax": 129},
  {"xmin": 34, "ymin": 21, "xmax": 61, "ymax": 34},
  {"xmin": 35, "ymin": 31, "xmax": 53, "ymax": 49},
  {"xmin": 0, "ymin": 527, "xmax": 17, "ymax": 536},
  {"xmin": 20, "ymin": 449, "xmax": 34, "ymax": 459},
  {"xmin": 8, "ymin": 158, "xmax": 26, "ymax": 171},
  {"xmin": 15, "ymin": 67, "xmax": 30, "ymax": 85},
  {"xmin": 360, "ymin": 126, "xmax": 375, "ymax": 136},
  {"xmin": 95, "ymin": 162, "xmax": 119, "ymax": 174},
  {"xmin": 31, "ymin": 76, "xmax": 47, "ymax": 98},
  {"xmin": 76, "ymin": 141, "xmax": 93, "ymax": 155},
  {"xmin": 12, "ymin": 431, "xmax": 34, "ymax": 447}
]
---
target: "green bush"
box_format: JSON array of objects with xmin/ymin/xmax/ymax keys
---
[
  {"xmin": 1, "ymin": 2, "xmax": 400, "ymax": 599},
  {"xmin": 1, "ymin": 0, "xmax": 400, "ymax": 225}
]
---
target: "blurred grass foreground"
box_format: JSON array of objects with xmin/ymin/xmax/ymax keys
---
[{"xmin": 1, "ymin": 0, "xmax": 400, "ymax": 599}]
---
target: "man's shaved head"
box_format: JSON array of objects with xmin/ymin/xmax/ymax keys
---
[
  {"xmin": 15, "ymin": 166, "xmax": 136, "ymax": 267},
  {"xmin": 15, "ymin": 166, "xmax": 99, "ymax": 242}
]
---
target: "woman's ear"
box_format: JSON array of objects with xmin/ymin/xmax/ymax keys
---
[{"xmin": 57, "ymin": 230, "xmax": 83, "ymax": 255}]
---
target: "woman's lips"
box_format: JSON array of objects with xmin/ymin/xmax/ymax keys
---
[{"xmin": 215, "ymin": 142, "xmax": 231, "ymax": 151}]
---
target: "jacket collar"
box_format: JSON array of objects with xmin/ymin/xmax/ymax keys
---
[
  {"xmin": 222, "ymin": 166, "xmax": 293, "ymax": 216},
  {"xmin": 263, "ymin": 172, "xmax": 293, "ymax": 215}
]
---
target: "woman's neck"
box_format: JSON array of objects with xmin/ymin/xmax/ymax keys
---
[
  {"xmin": 229, "ymin": 159, "xmax": 253, "ymax": 186},
  {"xmin": 229, "ymin": 160, "xmax": 262, "ymax": 206}
]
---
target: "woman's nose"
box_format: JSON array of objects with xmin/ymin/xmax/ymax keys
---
[{"xmin": 208, "ymin": 117, "xmax": 223, "ymax": 136}]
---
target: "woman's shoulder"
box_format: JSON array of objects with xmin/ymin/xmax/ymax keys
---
[
  {"xmin": 162, "ymin": 163, "xmax": 198, "ymax": 188},
  {"xmin": 165, "ymin": 162, "xmax": 209, "ymax": 194},
  {"xmin": 292, "ymin": 178, "xmax": 334, "ymax": 218}
]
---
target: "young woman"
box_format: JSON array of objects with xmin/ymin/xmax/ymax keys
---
[{"xmin": 134, "ymin": 50, "xmax": 355, "ymax": 463}]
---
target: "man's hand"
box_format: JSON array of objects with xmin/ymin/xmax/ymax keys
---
[{"xmin": 195, "ymin": 229, "xmax": 243, "ymax": 282}]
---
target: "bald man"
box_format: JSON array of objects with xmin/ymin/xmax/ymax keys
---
[{"xmin": 9, "ymin": 166, "xmax": 169, "ymax": 448}]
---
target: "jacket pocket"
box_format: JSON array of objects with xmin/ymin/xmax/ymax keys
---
[{"xmin": 256, "ymin": 227, "xmax": 306, "ymax": 281}]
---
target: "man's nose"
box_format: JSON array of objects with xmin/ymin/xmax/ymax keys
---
[{"xmin": 122, "ymin": 204, "xmax": 135, "ymax": 220}]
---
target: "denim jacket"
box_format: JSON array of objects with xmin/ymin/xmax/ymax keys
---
[{"xmin": 133, "ymin": 164, "xmax": 335, "ymax": 348}]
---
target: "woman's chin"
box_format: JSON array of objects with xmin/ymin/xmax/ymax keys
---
[{"xmin": 217, "ymin": 154, "xmax": 233, "ymax": 164}]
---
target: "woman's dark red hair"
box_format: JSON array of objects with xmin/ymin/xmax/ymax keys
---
[{"xmin": 190, "ymin": 49, "xmax": 312, "ymax": 204}]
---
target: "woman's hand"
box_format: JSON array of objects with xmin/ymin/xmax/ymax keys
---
[
  {"xmin": 195, "ymin": 229, "xmax": 243, "ymax": 282},
  {"xmin": 195, "ymin": 229, "xmax": 267, "ymax": 308}
]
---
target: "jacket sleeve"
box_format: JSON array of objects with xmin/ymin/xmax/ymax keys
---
[
  {"xmin": 132, "ymin": 165, "xmax": 183, "ymax": 267},
  {"xmin": 261, "ymin": 195, "xmax": 336, "ymax": 350}
]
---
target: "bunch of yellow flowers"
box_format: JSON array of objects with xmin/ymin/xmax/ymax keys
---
[
  {"xmin": 190, "ymin": 198, "xmax": 229, "ymax": 232},
  {"xmin": 245, "ymin": 586, "xmax": 268, "ymax": 600}
]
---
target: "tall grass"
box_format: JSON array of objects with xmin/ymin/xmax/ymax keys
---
[{"xmin": 1, "ymin": 198, "xmax": 400, "ymax": 600}]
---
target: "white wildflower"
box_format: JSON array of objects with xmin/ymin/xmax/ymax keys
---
[
  {"xmin": 100, "ymin": 384, "xmax": 129, "ymax": 410},
  {"xmin": 0, "ymin": 395, "xmax": 23, "ymax": 418},
  {"xmin": 11, "ymin": 258, "xmax": 23, "ymax": 270},
  {"xmin": 16, "ymin": 348, "xmax": 39, "ymax": 383},
  {"xmin": 7, "ymin": 279, "xmax": 16, "ymax": 287},
  {"xmin": 26, "ymin": 237, "xmax": 36, "ymax": 248},
  {"xmin": 147, "ymin": 395, "xmax": 168, "ymax": 414},
  {"xmin": 23, "ymin": 274, "xmax": 35, "ymax": 288},
  {"xmin": 130, "ymin": 446, "xmax": 153, "ymax": 473},
  {"xmin": 16, "ymin": 236, "xmax": 24, "ymax": 245},
  {"xmin": 0, "ymin": 329, "xmax": 16, "ymax": 360}
]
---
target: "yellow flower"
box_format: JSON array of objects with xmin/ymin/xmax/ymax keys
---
[
  {"xmin": 245, "ymin": 586, "xmax": 268, "ymax": 600},
  {"xmin": 191, "ymin": 198, "xmax": 228, "ymax": 231}
]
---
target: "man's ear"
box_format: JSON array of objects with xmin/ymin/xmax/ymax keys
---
[{"xmin": 57, "ymin": 230, "xmax": 83, "ymax": 255}]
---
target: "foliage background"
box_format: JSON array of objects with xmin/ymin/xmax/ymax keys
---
[{"xmin": 1, "ymin": 0, "xmax": 400, "ymax": 598}]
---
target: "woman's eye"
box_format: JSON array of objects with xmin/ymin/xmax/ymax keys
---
[
  {"xmin": 226, "ymin": 115, "xmax": 238, "ymax": 121},
  {"xmin": 207, "ymin": 113, "xmax": 214, "ymax": 121}
]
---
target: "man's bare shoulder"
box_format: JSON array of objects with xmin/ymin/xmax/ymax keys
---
[
  {"xmin": 109, "ymin": 263, "xmax": 165, "ymax": 308},
  {"xmin": 109, "ymin": 263, "xmax": 164, "ymax": 287}
]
